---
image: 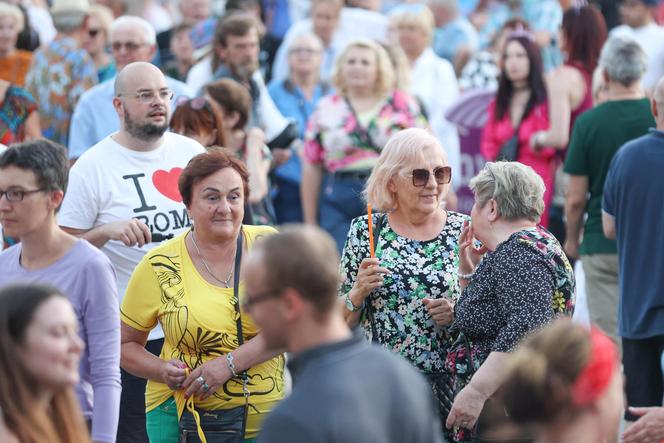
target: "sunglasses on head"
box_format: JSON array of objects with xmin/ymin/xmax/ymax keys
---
[
  {"xmin": 175, "ymin": 96, "xmax": 210, "ymax": 111},
  {"xmin": 411, "ymin": 166, "xmax": 452, "ymax": 187}
]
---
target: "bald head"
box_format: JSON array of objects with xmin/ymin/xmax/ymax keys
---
[{"xmin": 114, "ymin": 62, "xmax": 165, "ymax": 96}]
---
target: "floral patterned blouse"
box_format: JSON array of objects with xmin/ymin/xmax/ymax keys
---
[
  {"xmin": 303, "ymin": 90, "xmax": 427, "ymax": 173},
  {"xmin": 452, "ymin": 226, "xmax": 575, "ymax": 364},
  {"xmin": 339, "ymin": 211, "xmax": 468, "ymax": 374}
]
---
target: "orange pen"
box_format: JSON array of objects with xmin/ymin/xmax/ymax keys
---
[{"xmin": 367, "ymin": 204, "xmax": 375, "ymax": 258}]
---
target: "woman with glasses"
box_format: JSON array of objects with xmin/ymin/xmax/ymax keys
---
[
  {"xmin": 339, "ymin": 128, "xmax": 467, "ymax": 432},
  {"xmin": 444, "ymin": 161, "xmax": 574, "ymax": 442},
  {"xmin": 0, "ymin": 140, "xmax": 121, "ymax": 442},
  {"xmin": 82, "ymin": 4, "xmax": 116, "ymax": 83},
  {"xmin": 120, "ymin": 149, "xmax": 285, "ymax": 443},
  {"xmin": 480, "ymin": 32, "xmax": 555, "ymax": 227}
]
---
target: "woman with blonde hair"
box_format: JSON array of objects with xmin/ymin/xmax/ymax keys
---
[
  {"xmin": 0, "ymin": 284, "xmax": 90, "ymax": 443},
  {"xmin": 340, "ymin": 127, "xmax": 467, "ymax": 431},
  {"xmin": 0, "ymin": 2, "xmax": 31, "ymax": 87},
  {"xmin": 502, "ymin": 319, "xmax": 622, "ymax": 443},
  {"xmin": 302, "ymin": 38, "xmax": 426, "ymax": 252},
  {"xmin": 83, "ymin": 4, "xmax": 116, "ymax": 82}
]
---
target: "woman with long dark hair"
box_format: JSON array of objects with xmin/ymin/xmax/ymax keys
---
[
  {"xmin": 480, "ymin": 33, "xmax": 556, "ymax": 227},
  {"xmin": 0, "ymin": 284, "xmax": 89, "ymax": 443}
]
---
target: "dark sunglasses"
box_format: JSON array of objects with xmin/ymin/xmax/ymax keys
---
[
  {"xmin": 88, "ymin": 29, "xmax": 100, "ymax": 38},
  {"xmin": 411, "ymin": 166, "xmax": 452, "ymax": 187},
  {"xmin": 175, "ymin": 96, "xmax": 211, "ymax": 111},
  {"xmin": 241, "ymin": 290, "xmax": 281, "ymax": 311}
]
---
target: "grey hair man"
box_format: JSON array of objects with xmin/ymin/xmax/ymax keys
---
[
  {"xmin": 25, "ymin": 0, "xmax": 98, "ymax": 146},
  {"xmin": 244, "ymin": 225, "xmax": 444, "ymax": 443},
  {"xmin": 68, "ymin": 15, "xmax": 194, "ymax": 160},
  {"xmin": 564, "ymin": 34, "xmax": 653, "ymax": 346},
  {"xmin": 59, "ymin": 62, "xmax": 205, "ymax": 442},
  {"xmin": 604, "ymin": 76, "xmax": 664, "ymax": 435}
]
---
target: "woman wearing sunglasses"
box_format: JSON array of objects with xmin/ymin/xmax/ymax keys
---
[
  {"xmin": 339, "ymin": 128, "xmax": 467, "ymax": 432},
  {"xmin": 444, "ymin": 161, "xmax": 574, "ymax": 442}
]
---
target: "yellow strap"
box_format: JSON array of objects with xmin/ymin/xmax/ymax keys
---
[{"xmin": 179, "ymin": 368, "xmax": 207, "ymax": 443}]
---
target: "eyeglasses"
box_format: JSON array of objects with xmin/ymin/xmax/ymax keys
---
[
  {"xmin": 88, "ymin": 29, "xmax": 101, "ymax": 38},
  {"xmin": 410, "ymin": 166, "xmax": 452, "ymax": 187},
  {"xmin": 175, "ymin": 96, "xmax": 211, "ymax": 111},
  {"xmin": 241, "ymin": 290, "xmax": 281, "ymax": 311},
  {"xmin": 117, "ymin": 89, "xmax": 174, "ymax": 104},
  {"xmin": 111, "ymin": 41, "xmax": 147, "ymax": 52},
  {"xmin": 289, "ymin": 47, "xmax": 321, "ymax": 56},
  {"xmin": 0, "ymin": 188, "xmax": 45, "ymax": 202}
]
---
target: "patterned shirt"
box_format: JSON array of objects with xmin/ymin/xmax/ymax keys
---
[
  {"xmin": 303, "ymin": 90, "xmax": 427, "ymax": 173},
  {"xmin": 25, "ymin": 36, "xmax": 97, "ymax": 146},
  {"xmin": 339, "ymin": 212, "xmax": 468, "ymax": 374},
  {"xmin": 0, "ymin": 86, "xmax": 37, "ymax": 145},
  {"xmin": 453, "ymin": 226, "xmax": 575, "ymax": 361}
]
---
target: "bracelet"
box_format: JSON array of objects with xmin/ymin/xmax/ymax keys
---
[
  {"xmin": 226, "ymin": 352, "xmax": 240, "ymax": 378},
  {"xmin": 458, "ymin": 270, "xmax": 475, "ymax": 280}
]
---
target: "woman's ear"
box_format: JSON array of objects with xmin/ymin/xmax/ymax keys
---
[{"xmin": 487, "ymin": 199, "xmax": 499, "ymax": 222}]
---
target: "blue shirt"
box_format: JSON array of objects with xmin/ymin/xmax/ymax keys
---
[
  {"xmin": 267, "ymin": 79, "xmax": 329, "ymax": 139},
  {"xmin": 68, "ymin": 75, "xmax": 194, "ymax": 159},
  {"xmin": 603, "ymin": 129, "xmax": 664, "ymax": 339},
  {"xmin": 433, "ymin": 17, "xmax": 479, "ymax": 64}
]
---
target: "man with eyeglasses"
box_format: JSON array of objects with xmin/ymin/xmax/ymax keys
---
[
  {"xmin": 59, "ymin": 61, "xmax": 205, "ymax": 443},
  {"xmin": 243, "ymin": 225, "xmax": 443, "ymax": 443},
  {"xmin": 68, "ymin": 15, "xmax": 193, "ymax": 161},
  {"xmin": 24, "ymin": 0, "xmax": 98, "ymax": 147}
]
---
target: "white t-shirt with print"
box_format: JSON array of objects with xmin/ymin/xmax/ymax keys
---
[{"xmin": 59, "ymin": 132, "xmax": 205, "ymax": 340}]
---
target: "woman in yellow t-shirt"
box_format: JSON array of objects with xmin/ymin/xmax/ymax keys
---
[{"xmin": 120, "ymin": 149, "xmax": 285, "ymax": 443}]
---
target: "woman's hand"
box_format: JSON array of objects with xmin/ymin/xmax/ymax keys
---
[
  {"xmin": 446, "ymin": 383, "xmax": 487, "ymax": 430},
  {"xmin": 161, "ymin": 359, "xmax": 188, "ymax": 391},
  {"xmin": 182, "ymin": 356, "xmax": 234, "ymax": 400},
  {"xmin": 423, "ymin": 298, "xmax": 454, "ymax": 326},
  {"xmin": 529, "ymin": 131, "xmax": 545, "ymax": 152},
  {"xmin": 353, "ymin": 257, "xmax": 390, "ymax": 301},
  {"xmin": 458, "ymin": 220, "xmax": 488, "ymax": 275}
]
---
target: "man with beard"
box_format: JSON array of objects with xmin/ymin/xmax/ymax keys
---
[
  {"xmin": 68, "ymin": 15, "xmax": 193, "ymax": 161},
  {"xmin": 58, "ymin": 61, "xmax": 205, "ymax": 443}
]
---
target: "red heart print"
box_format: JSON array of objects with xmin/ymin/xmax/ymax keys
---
[{"xmin": 152, "ymin": 168, "xmax": 183, "ymax": 202}]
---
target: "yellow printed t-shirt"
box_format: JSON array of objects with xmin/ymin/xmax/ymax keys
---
[{"xmin": 120, "ymin": 225, "xmax": 285, "ymax": 438}]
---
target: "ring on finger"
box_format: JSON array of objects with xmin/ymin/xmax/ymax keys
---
[
  {"xmin": 203, "ymin": 383, "xmax": 210, "ymax": 391},
  {"xmin": 196, "ymin": 376, "xmax": 205, "ymax": 385}
]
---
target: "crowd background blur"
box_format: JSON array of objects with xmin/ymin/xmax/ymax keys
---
[{"xmin": 3, "ymin": 0, "xmax": 664, "ymax": 442}]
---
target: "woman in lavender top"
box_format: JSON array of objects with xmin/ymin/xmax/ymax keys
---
[{"xmin": 0, "ymin": 140, "xmax": 121, "ymax": 443}]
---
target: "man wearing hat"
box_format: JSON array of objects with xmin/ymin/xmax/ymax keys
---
[
  {"xmin": 25, "ymin": 0, "xmax": 97, "ymax": 147},
  {"xmin": 611, "ymin": 0, "xmax": 664, "ymax": 92}
]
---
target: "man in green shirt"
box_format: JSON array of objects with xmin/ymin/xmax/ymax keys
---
[{"xmin": 564, "ymin": 35, "xmax": 654, "ymax": 344}]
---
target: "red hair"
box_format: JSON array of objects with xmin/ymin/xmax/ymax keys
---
[{"xmin": 562, "ymin": 5, "xmax": 607, "ymax": 73}]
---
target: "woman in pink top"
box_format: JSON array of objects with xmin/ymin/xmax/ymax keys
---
[{"xmin": 481, "ymin": 33, "xmax": 555, "ymax": 227}]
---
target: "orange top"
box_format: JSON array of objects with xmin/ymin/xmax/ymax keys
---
[{"xmin": 0, "ymin": 50, "xmax": 33, "ymax": 87}]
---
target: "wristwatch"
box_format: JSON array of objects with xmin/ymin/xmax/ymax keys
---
[{"xmin": 344, "ymin": 293, "xmax": 362, "ymax": 312}]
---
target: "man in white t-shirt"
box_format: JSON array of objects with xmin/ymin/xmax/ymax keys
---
[
  {"xmin": 611, "ymin": 0, "xmax": 664, "ymax": 92},
  {"xmin": 59, "ymin": 61, "xmax": 205, "ymax": 443}
]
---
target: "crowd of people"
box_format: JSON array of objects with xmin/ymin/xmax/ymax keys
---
[{"xmin": 2, "ymin": 0, "xmax": 664, "ymax": 442}]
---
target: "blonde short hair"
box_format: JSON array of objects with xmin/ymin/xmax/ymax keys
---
[
  {"xmin": 470, "ymin": 162, "xmax": 545, "ymax": 222},
  {"xmin": 389, "ymin": 5, "xmax": 436, "ymax": 44},
  {"xmin": 332, "ymin": 39, "xmax": 396, "ymax": 97},
  {"xmin": 88, "ymin": 4, "xmax": 115, "ymax": 37},
  {"xmin": 365, "ymin": 128, "xmax": 447, "ymax": 211},
  {"xmin": 0, "ymin": 3, "xmax": 24, "ymax": 33}
]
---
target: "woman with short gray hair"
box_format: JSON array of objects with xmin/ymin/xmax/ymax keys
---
[{"xmin": 444, "ymin": 161, "xmax": 574, "ymax": 442}]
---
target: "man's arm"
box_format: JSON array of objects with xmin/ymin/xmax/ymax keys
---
[
  {"xmin": 623, "ymin": 407, "xmax": 664, "ymax": 443},
  {"xmin": 602, "ymin": 211, "xmax": 616, "ymax": 240},
  {"xmin": 564, "ymin": 174, "xmax": 589, "ymax": 259},
  {"xmin": 62, "ymin": 220, "xmax": 152, "ymax": 249}
]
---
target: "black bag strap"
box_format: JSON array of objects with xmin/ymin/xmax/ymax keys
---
[
  {"xmin": 231, "ymin": 229, "xmax": 249, "ymax": 436},
  {"xmin": 365, "ymin": 213, "xmax": 386, "ymax": 343},
  {"xmin": 344, "ymin": 97, "xmax": 381, "ymax": 153}
]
